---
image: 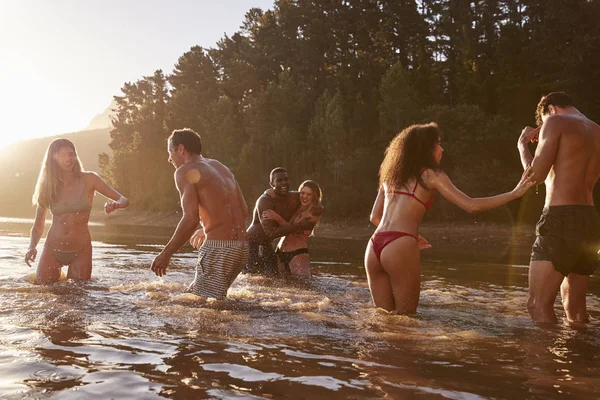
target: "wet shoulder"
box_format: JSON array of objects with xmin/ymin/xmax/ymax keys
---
[
  {"xmin": 552, "ymin": 114, "xmax": 595, "ymax": 146},
  {"xmin": 176, "ymin": 162, "xmax": 211, "ymax": 186},
  {"xmin": 543, "ymin": 114, "xmax": 574, "ymax": 136},
  {"xmin": 205, "ymin": 158, "xmax": 233, "ymax": 174},
  {"xmin": 202, "ymin": 158, "xmax": 237, "ymax": 184},
  {"xmin": 586, "ymin": 117, "xmax": 600, "ymax": 140},
  {"xmin": 257, "ymin": 193, "xmax": 275, "ymax": 206}
]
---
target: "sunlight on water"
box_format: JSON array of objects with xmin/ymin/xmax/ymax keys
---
[
  {"xmin": 0, "ymin": 216, "xmax": 104, "ymax": 226},
  {"xmin": 0, "ymin": 225, "xmax": 599, "ymax": 399}
]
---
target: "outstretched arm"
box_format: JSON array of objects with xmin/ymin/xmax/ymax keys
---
[
  {"xmin": 528, "ymin": 117, "xmax": 562, "ymax": 184},
  {"xmin": 517, "ymin": 126, "xmax": 541, "ymax": 170},
  {"xmin": 151, "ymin": 168, "xmax": 200, "ymax": 276},
  {"xmin": 90, "ymin": 172, "xmax": 129, "ymax": 213},
  {"xmin": 427, "ymin": 169, "xmax": 534, "ymax": 214}
]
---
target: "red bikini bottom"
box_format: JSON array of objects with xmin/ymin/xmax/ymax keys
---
[{"xmin": 370, "ymin": 231, "xmax": 417, "ymax": 262}]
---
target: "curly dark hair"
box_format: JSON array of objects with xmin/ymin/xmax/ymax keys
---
[
  {"xmin": 535, "ymin": 92, "xmax": 574, "ymax": 126},
  {"xmin": 379, "ymin": 122, "xmax": 442, "ymax": 190}
]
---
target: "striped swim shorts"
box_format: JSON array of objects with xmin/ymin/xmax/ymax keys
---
[{"xmin": 193, "ymin": 240, "xmax": 249, "ymax": 299}]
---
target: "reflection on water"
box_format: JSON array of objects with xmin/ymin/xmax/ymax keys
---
[
  {"xmin": 0, "ymin": 219, "xmax": 599, "ymax": 399},
  {"xmin": 0, "ymin": 217, "xmax": 104, "ymax": 227}
]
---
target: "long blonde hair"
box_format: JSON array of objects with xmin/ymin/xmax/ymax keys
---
[
  {"xmin": 298, "ymin": 180, "xmax": 323, "ymax": 235},
  {"xmin": 32, "ymin": 139, "xmax": 84, "ymax": 208},
  {"xmin": 299, "ymin": 180, "xmax": 323, "ymax": 207}
]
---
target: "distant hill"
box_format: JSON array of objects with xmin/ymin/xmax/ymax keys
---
[
  {"xmin": 85, "ymin": 100, "xmax": 116, "ymax": 130},
  {"xmin": 0, "ymin": 128, "xmax": 112, "ymax": 217}
]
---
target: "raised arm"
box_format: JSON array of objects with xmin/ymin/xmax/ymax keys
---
[
  {"xmin": 151, "ymin": 168, "xmax": 200, "ymax": 276},
  {"xmin": 518, "ymin": 126, "xmax": 541, "ymax": 170},
  {"xmin": 370, "ymin": 186, "xmax": 385, "ymax": 226},
  {"xmin": 528, "ymin": 116, "xmax": 562, "ymax": 184},
  {"xmin": 89, "ymin": 172, "xmax": 129, "ymax": 213},
  {"xmin": 24, "ymin": 205, "xmax": 47, "ymax": 266},
  {"xmin": 427, "ymin": 169, "xmax": 533, "ymax": 214}
]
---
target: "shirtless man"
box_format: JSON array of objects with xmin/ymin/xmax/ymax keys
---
[
  {"xmin": 245, "ymin": 167, "xmax": 312, "ymax": 276},
  {"xmin": 151, "ymin": 129, "xmax": 249, "ymax": 300},
  {"xmin": 518, "ymin": 92, "xmax": 600, "ymax": 324}
]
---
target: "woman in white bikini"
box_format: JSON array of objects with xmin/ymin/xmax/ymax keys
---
[{"xmin": 24, "ymin": 139, "xmax": 129, "ymax": 283}]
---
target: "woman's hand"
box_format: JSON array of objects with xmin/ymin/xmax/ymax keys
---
[
  {"xmin": 104, "ymin": 201, "xmax": 120, "ymax": 214},
  {"xmin": 512, "ymin": 167, "xmax": 536, "ymax": 197},
  {"xmin": 25, "ymin": 248, "xmax": 37, "ymax": 267},
  {"xmin": 264, "ymin": 188, "xmax": 276, "ymax": 198},
  {"xmin": 105, "ymin": 196, "xmax": 129, "ymax": 214},
  {"xmin": 190, "ymin": 228, "xmax": 205, "ymax": 249},
  {"xmin": 418, "ymin": 235, "xmax": 432, "ymax": 250}
]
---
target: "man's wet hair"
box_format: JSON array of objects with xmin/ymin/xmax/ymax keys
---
[
  {"xmin": 535, "ymin": 92, "xmax": 574, "ymax": 126},
  {"xmin": 168, "ymin": 128, "xmax": 202, "ymax": 154},
  {"xmin": 270, "ymin": 167, "xmax": 288, "ymax": 182}
]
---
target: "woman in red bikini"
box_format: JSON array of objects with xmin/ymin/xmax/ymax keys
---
[
  {"xmin": 24, "ymin": 139, "xmax": 129, "ymax": 283},
  {"xmin": 366, "ymin": 123, "xmax": 534, "ymax": 314}
]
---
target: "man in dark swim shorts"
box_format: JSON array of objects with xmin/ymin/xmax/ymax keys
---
[
  {"xmin": 531, "ymin": 206, "xmax": 600, "ymax": 276},
  {"xmin": 518, "ymin": 92, "xmax": 600, "ymax": 324}
]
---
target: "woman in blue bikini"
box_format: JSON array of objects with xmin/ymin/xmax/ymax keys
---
[
  {"xmin": 24, "ymin": 139, "xmax": 129, "ymax": 283},
  {"xmin": 365, "ymin": 122, "xmax": 534, "ymax": 314}
]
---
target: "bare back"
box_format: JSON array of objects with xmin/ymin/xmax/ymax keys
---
[
  {"xmin": 376, "ymin": 179, "xmax": 431, "ymax": 236},
  {"xmin": 541, "ymin": 114, "xmax": 600, "ymax": 206},
  {"xmin": 190, "ymin": 158, "xmax": 248, "ymax": 241}
]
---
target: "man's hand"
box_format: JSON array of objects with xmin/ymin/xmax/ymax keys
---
[
  {"xmin": 264, "ymin": 188, "xmax": 276, "ymax": 198},
  {"xmin": 189, "ymin": 228, "xmax": 205, "ymax": 249},
  {"xmin": 262, "ymin": 209, "xmax": 278, "ymax": 220},
  {"xmin": 518, "ymin": 126, "xmax": 541, "ymax": 147},
  {"xmin": 24, "ymin": 248, "xmax": 37, "ymax": 267},
  {"xmin": 151, "ymin": 252, "xmax": 171, "ymax": 277}
]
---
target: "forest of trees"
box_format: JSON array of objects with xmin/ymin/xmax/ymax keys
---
[{"xmin": 100, "ymin": 0, "xmax": 600, "ymax": 223}]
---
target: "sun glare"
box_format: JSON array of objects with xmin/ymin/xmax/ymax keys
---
[{"xmin": 0, "ymin": 138, "xmax": 16, "ymax": 153}]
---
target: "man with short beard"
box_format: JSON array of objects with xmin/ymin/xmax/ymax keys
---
[
  {"xmin": 245, "ymin": 167, "xmax": 312, "ymax": 277},
  {"xmin": 519, "ymin": 92, "xmax": 600, "ymax": 324},
  {"xmin": 151, "ymin": 129, "xmax": 249, "ymax": 300}
]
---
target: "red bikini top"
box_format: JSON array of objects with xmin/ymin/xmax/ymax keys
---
[{"xmin": 392, "ymin": 169, "xmax": 434, "ymax": 210}]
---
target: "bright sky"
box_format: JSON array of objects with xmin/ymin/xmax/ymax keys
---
[{"xmin": 0, "ymin": 0, "xmax": 274, "ymax": 149}]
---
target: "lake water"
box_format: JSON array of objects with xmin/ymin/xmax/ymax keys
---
[{"xmin": 0, "ymin": 218, "xmax": 599, "ymax": 399}]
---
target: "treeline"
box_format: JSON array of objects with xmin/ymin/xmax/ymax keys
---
[{"xmin": 101, "ymin": 0, "xmax": 600, "ymax": 222}]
